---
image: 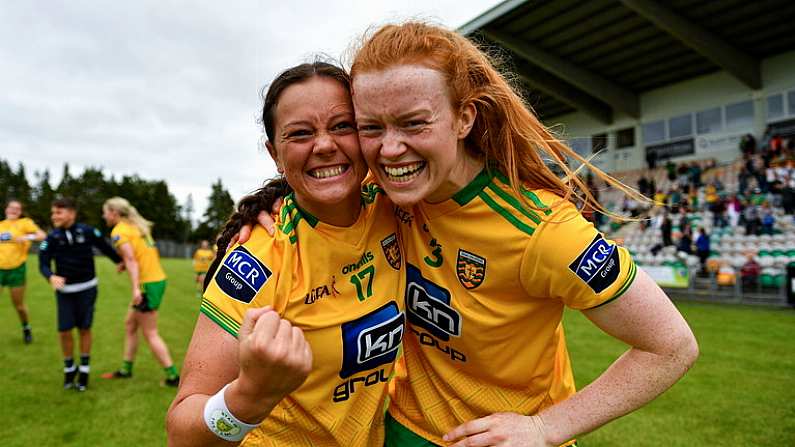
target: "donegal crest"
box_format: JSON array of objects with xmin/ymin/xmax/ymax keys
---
[
  {"xmin": 381, "ymin": 233, "xmax": 401, "ymax": 270},
  {"xmin": 457, "ymin": 249, "xmax": 486, "ymax": 289}
]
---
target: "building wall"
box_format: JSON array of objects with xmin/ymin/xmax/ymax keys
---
[{"xmin": 550, "ymin": 50, "xmax": 795, "ymax": 174}]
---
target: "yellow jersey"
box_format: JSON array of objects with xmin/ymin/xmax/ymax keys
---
[
  {"xmin": 110, "ymin": 220, "xmax": 166, "ymax": 284},
  {"xmin": 0, "ymin": 217, "xmax": 42, "ymax": 269},
  {"xmin": 388, "ymin": 168, "xmax": 637, "ymax": 445},
  {"xmin": 202, "ymin": 186, "xmax": 406, "ymax": 447},
  {"xmin": 192, "ymin": 248, "xmax": 215, "ymax": 273}
]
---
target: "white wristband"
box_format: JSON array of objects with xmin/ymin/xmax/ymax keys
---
[
  {"xmin": 24, "ymin": 234, "xmax": 36, "ymax": 241},
  {"xmin": 203, "ymin": 384, "xmax": 260, "ymax": 442}
]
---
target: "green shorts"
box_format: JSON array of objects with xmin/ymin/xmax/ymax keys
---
[
  {"xmin": 133, "ymin": 280, "xmax": 167, "ymax": 312},
  {"xmin": 0, "ymin": 263, "xmax": 26, "ymax": 288},
  {"xmin": 385, "ymin": 413, "xmax": 439, "ymax": 447}
]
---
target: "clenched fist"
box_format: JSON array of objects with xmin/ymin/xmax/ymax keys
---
[{"xmin": 236, "ymin": 307, "xmax": 313, "ymax": 402}]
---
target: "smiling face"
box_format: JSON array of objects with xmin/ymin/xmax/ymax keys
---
[
  {"xmin": 51, "ymin": 206, "xmax": 76, "ymax": 229},
  {"xmin": 267, "ymin": 76, "xmax": 366, "ymax": 225},
  {"xmin": 4, "ymin": 201, "xmax": 22, "ymax": 220},
  {"xmin": 353, "ymin": 64, "xmax": 479, "ymax": 206}
]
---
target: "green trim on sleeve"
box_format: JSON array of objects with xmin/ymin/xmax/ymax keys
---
[
  {"xmin": 590, "ymin": 261, "xmax": 637, "ymax": 309},
  {"xmin": 200, "ymin": 298, "xmax": 240, "ymax": 338}
]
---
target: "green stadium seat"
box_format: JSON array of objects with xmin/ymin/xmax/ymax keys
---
[{"xmin": 760, "ymin": 274, "xmax": 775, "ymax": 288}]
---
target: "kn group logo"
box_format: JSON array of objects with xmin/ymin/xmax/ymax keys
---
[
  {"xmin": 569, "ymin": 234, "xmax": 621, "ymax": 293},
  {"xmin": 406, "ymin": 263, "xmax": 461, "ymax": 341},
  {"xmin": 339, "ymin": 301, "xmax": 404, "ymax": 379},
  {"xmin": 215, "ymin": 246, "xmax": 272, "ymax": 303}
]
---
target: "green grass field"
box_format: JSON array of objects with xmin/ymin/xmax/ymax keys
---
[{"xmin": 1, "ymin": 256, "xmax": 794, "ymax": 446}]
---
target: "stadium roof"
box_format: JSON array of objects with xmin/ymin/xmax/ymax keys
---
[{"xmin": 460, "ymin": 0, "xmax": 795, "ymax": 124}]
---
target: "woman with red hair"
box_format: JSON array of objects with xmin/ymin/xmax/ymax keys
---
[{"xmin": 347, "ymin": 22, "xmax": 698, "ymax": 447}]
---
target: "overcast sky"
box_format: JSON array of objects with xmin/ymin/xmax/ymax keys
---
[{"xmin": 1, "ymin": 0, "xmax": 501, "ymax": 220}]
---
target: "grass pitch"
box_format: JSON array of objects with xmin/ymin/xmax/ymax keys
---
[{"xmin": 0, "ymin": 256, "xmax": 793, "ymax": 446}]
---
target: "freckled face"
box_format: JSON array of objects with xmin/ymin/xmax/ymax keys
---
[
  {"xmin": 353, "ymin": 65, "xmax": 479, "ymax": 206},
  {"xmin": 269, "ymin": 77, "xmax": 367, "ymax": 220}
]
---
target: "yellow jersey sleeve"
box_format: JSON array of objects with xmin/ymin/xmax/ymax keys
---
[
  {"xmin": 110, "ymin": 225, "xmax": 132, "ymax": 250},
  {"xmin": 520, "ymin": 195, "xmax": 637, "ymax": 310},
  {"xmin": 201, "ymin": 228, "xmax": 280, "ymax": 337},
  {"xmin": 20, "ymin": 218, "xmax": 41, "ymax": 235}
]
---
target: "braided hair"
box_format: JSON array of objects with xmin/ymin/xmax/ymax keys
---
[{"xmin": 203, "ymin": 177, "xmax": 291, "ymax": 291}]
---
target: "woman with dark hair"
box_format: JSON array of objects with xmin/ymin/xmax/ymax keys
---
[{"xmin": 166, "ymin": 61, "xmax": 405, "ymax": 446}]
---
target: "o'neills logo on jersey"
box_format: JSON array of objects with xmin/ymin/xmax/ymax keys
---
[
  {"xmin": 569, "ymin": 234, "xmax": 620, "ymax": 293},
  {"xmin": 215, "ymin": 246, "xmax": 272, "ymax": 303},
  {"xmin": 456, "ymin": 249, "xmax": 486, "ymax": 289},
  {"xmin": 380, "ymin": 233, "xmax": 401, "ymax": 270}
]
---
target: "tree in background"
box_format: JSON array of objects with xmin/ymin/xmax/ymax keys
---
[
  {"xmin": 192, "ymin": 178, "xmax": 234, "ymax": 243},
  {"xmin": 0, "ymin": 158, "xmax": 191, "ymax": 241}
]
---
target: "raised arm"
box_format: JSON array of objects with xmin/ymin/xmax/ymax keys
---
[{"xmin": 166, "ymin": 309, "xmax": 312, "ymax": 446}]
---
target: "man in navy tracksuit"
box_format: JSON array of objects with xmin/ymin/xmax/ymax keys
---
[{"xmin": 39, "ymin": 198, "xmax": 122, "ymax": 391}]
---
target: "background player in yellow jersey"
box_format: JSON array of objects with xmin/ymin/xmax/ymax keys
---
[
  {"xmin": 243, "ymin": 22, "xmax": 700, "ymax": 447},
  {"xmin": 192, "ymin": 240, "xmax": 214, "ymax": 297},
  {"xmin": 100, "ymin": 197, "xmax": 180, "ymax": 386},
  {"xmin": 167, "ymin": 61, "xmax": 405, "ymax": 446},
  {"xmin": 0, "ymin": 199, "xmax": 46, "ymax": 344}
]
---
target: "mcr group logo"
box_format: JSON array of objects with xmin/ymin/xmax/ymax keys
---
[{"xmin": 456, "ymin": 249, "xmax": 486, "ymax": 289}]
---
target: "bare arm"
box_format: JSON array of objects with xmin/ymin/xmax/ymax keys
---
[
  {"xmin": 538, "ymin": 268, "xmax": 698, "ymax": 444},
  {"xmin": 445, "ymin": 268, "xmax": 698, "ymax": 446},
  {"xmin": 16, "ymin": 229, "xmax": 46, "ymax": 243},
  {"xmin": 118, "ymin": 242, "xmax": 142, "ymax": 305},
  {"xmin": 166, "ymin": 309, "xmax": 312, "ymax": 446}
]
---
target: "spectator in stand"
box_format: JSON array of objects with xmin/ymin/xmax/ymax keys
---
[
  {"xmin": 669, "ymin": 187, "xmax": 682, "ymax": 213},
  {"xmin": 689, "ymin": 162, "xmax": 702, "ymax": 189},
  {"xmin": 677, "ymin": 163, "xmax": 690, "ymax": 192},
  {"xmin": 740, "ymin": 253, "xmax": 761, "ymax": 289},
  {"xmin": 677, "ymin": 227, "xmax": 693, "ymax": 255},
  {"xmin": 653, "ymin": 189, "xmax": 667, "ymax": 206},
  {"xmin": 666, "ymin": 159, "xmax": 677, "ymax": 182},
  {"xmin": 738, "ymin": 165, "xmax": 750, "ymax": 195},
  {"xmin": 661, "ymin": 212, "xmax": 673, "ymax": 246},
  {"xmin": 743, "ymin": 200, "xmax": 761, "ymax": 235},
  {"xmin": 694, "ymin": 228, "xmax": 710, "ymax": 274},
  {"xmin": 761, "ymin": 205, "xmax": 776, "ymax": 235},
  {"xmin": 646, "ymin": 150, "xmax": 657, "ymax": 170},
  {"xmin": 770, "ymin": 133, "xmax": 783, "ymax": 158},
  {"xmin": 637, "ymin": 176, "xmax": 650, "ymax": 198},
  {"xmin": 727, "ymin": 194, "xmax": 742, "ymax": 227},
  {"xmin": 781, "ymin": 180, "xmax": 795, "ymax": 215},
  {"xmin": 740, "ymin": 133, "xmax": 756, "ymax": 156},
  {"xmin": 711, "ymin": 194, "xmax": 727, "ymax": 228}
]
